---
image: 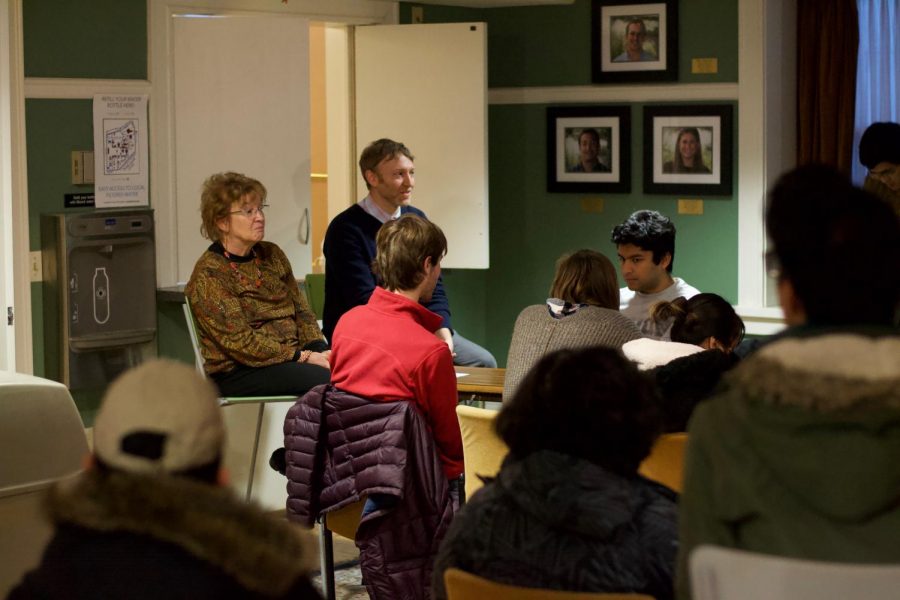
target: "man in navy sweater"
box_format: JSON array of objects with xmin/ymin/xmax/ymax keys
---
[{"xmin": 323, "ymin": 138, "xmax": 496, "ymax": 367}]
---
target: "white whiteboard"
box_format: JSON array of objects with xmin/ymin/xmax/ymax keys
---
[
  {"xmin": 354, "ymin": 23, "xmax": 489, "ymax": 269},
  {"xmin": 173, "ymin": 14, "xmax": 311, "ymax": 283}
]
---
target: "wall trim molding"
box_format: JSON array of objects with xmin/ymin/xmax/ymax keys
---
[
  {"xmin": 488, "ymin": 82, "xmax": 738, "ymax": 105},
  {"xmin": 24, "ymin": 78, "xmax": 151, "ymax": 99}
]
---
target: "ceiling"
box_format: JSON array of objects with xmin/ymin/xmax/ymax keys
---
[{"xmin": 404, "ymin": 0, "xmax": 574, "ymax": 7}]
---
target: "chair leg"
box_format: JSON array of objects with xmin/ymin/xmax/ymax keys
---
[
  {"xmin": 318, "ymin": 518, "xmax": 336, "ymax": 600},
  {"xmin": 245, "ymin": 403, "xmax": 265, "ymax": 501}
]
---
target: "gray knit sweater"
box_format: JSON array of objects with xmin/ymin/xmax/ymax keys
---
[{"xmin": 503, "ymin": 304, "xmax": 641, "ymax": 399}]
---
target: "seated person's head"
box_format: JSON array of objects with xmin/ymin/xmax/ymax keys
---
[
  {"xmin": 199, "ymin": 172, "xmax": 267, "ymax": 244},
  {"xmin": 359, "ymin": 138, "xmax": 415, "ymax": 189},
  {"xmin": 93, "ymin": 359, "xmax": 225, "ymax": 484},
  {"xmin": 650, "ymin": 293, "xmax": 745, "ymax": 352},
  {"xmin": 549, "ymin": 249, "xmax": 619, "ymax": 309},
  {"xmin": 766, "ymin": 164, "xmax": 900, "ymax": 326},
  {"xmin": 496, "ymin": 347, "xmax": 661, "ymax": 476},
  {"xmin": 612, "ymin": 211, "xmax": 677, "ymax": 294},
  {"xmin": 859, "ymin": 122, "xmax": 900, "ymax": 193},
  {"xmin": 374, "ymin": 214, "xmax": 447, "ymax": 298}
]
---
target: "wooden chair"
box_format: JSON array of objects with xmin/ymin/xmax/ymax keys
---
[
  {"xmin": 690, "ymin": 545, "xmax": 900, "ymax": 600},
  {"xmin": 444, "ymin": 568, "xmax": 654, "ymax": 600},
  {"xmin": 182, "ymin": 299, "xmax": 296, "ymax": 505},
  {"xmin": 0, "ymin": 372, "xmax": 89, "ymax": 596},
  {"xmin": 456, "ymin": 404, "xmax": 508, "ymax": 500},
  {"xmin": 638, "ymin": 432, "xmax": 687, "ymax": 493},
  {"xmin": 317, "ymin": 499, "xmax": 365, "ymax": 600}
]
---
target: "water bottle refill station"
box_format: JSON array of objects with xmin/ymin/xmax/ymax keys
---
[{"xmin": 41, "ymin": 209, "xmax": 157, "ymax": 390}]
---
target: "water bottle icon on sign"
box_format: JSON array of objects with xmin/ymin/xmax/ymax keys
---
[{"xmin": 93, "ymin": 267, "xmax": 110, "ymax": 325}]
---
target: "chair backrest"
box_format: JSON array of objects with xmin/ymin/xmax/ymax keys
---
[
  {"xmin": 444, "ymin": 568, "xmax": 654, "ymax": 600},
  {"xmin": 690, "ymin": 545, "xmax": 900, "ymax": 600},
  {"xmin": 638, "ymin": 432, "xmax": 687, "ymax": 493},
  {"xmin": 0, "ymin": 371, "xmax": 89, "ymax": 596},
  {"xmin": 182, "ymin": 298, "xmax": 207, "ymax": 377},
  {"xmin": 304, "ymin": 273, "xmax": 325, "ymax": 321},
  {"xmin": 455, "ymin": 404, "xmax": 508, "ymax": 500}
]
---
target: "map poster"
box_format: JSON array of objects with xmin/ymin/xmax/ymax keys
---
[{"xmin": 92, "ymin": 94, "xmax": 149, "ymax": 208}]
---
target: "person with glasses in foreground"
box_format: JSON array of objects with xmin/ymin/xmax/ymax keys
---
[{"xmin": 185, "ymin": 172, "xmax": 330, "ymax": 397}]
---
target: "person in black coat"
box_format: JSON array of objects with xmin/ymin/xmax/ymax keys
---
[
  {"xmin": 9, "ymin": 360, "xmax": 321, "ymax": 600},
  {"xmin": 433, "ymin": 347, "xmax": 678, "ymax": 600}
]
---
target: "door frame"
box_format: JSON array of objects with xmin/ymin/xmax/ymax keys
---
[{"xmin": 149, "ymin": 0, "xmax": 396, "ymax": 286}]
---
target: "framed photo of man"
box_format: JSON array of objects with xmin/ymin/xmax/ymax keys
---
[
  {"xmin": 643, "ymin": 104, "xmax": 733, "ymax": 196},
  {"xmin": 592, "ymin": 0, "xmax": 678, "ymax": 83},
  {"xmin": 547, "ymin": 105, "xmax": 631, "ymax": 193}
]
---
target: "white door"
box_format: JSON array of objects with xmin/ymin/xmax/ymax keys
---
[
  {"xmin": 0, "ymin": 0, "xmax": 15, "ymax": 371},
  {"xmin": 173, "ymin": 13, "xmax": 311, "ymax": 283},
  {"xmin": 355, "ymin": 22, "xmax": 489, "ymax": 269},
  {"xmin": 172, "ymin": 13, "xmax": 310, "ymax": 510}
]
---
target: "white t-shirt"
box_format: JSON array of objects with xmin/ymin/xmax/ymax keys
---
[{"xmin": 619, "ymin": 277, "xmax": 701, "ymax": 340}]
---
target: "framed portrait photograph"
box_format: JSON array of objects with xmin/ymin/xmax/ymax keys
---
[
  {"xmin": 643, "ymin": 104, "xmax": 734, "ymax": 196},
  {"xmin": 591, "ymin": 0, "xmax": 678, "ymax": 84},
  {"xmin": 547, "ymin": 105, "xmax": 631, "ymax": 194}
]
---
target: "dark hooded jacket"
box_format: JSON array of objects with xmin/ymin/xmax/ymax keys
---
[
  {"xmin": 676, "ymin": 327, "xmax": 900, "ymax": 599},
  {"xmin": 8, "ymin": 469, "xmax": 320, "ymax": 600},
  {"xmin": 432, "ymin": 450, "xmax": 678, "ymax": 600},
  {"xmin": 284, "ymin": 384, "xmax": 457, "ymax": 600}
]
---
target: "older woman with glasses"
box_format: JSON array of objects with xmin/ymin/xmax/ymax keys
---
[{"xmin": 185, "ymin": 172, "xmax": 330, "ymax": 397}]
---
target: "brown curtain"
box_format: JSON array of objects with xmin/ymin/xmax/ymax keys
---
[{"xmin": 797, "ymin": 0, "xmax": 859, "ymax": 175}]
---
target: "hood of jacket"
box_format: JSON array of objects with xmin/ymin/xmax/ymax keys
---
[
  {"xmin": 709, "ymin": 329, "xmax": 900, "ymax": 522},
  {"xmin": 47, "ymin": 469, "xmax": 317, "ymax": 596},
  {"xmin": 493, "ymin": 450, "xmax": 674, "ymax": 539}
]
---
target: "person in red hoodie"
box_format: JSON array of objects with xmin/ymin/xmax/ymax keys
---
[{"xmin": 329, "ymin": 213, "xmax": 463, "ymax": 487}]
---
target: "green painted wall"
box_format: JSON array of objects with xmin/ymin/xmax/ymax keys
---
[
  {"xmin": 23, "ymin": 0, "xmax": 147, "ymax": 79},
  {"xmin": 23, "ymin": 0, "xmax": 741, "ymax": 384},
  {"xmin": 405, "ymin": 0, "xmax": 740, "ymax": 365}
]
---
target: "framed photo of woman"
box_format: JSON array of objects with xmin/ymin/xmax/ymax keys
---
[
  {"xmin": 643, "ymin": 105, "xmax": 733, "ymax": 196},
  {"xmin": 547, "ymin": 105, "xmax": 631, "ymax": 193},
  {"xmin": 591, "ymin": 0, "xmax": 678, "ymax": 83}
]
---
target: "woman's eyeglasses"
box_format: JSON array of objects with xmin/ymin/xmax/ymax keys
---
[{"xmin": 230, "ymin": 204, "xmax": 269, "ymax": 218}]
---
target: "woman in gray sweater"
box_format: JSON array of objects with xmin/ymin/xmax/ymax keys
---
[{"xmin": 503, "ymin": 249, "xmax": 641, "ymax": 399}]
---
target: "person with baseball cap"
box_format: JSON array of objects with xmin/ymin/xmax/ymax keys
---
[{"xmin": 9, "ymin": 359, "xmax": 321, "ymax": 599}]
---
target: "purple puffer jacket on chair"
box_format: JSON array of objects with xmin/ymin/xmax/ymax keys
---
[{"xmin": 284, "ymin": 384, "xmax": 457, "ymax": 600}]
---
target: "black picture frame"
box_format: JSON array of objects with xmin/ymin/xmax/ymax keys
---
[
  {"xmin": 642, "ymin": 104, "xmax": 734, "ymax": 196},
  {"xmin": 547, "ymin": 105, "xmax": 631, "ymax": 194},
  {"xmin": 591, "ymin": 0, "xmax": 678, "ymax": 84}
]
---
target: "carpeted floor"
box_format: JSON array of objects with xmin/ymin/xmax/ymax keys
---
[{"xmin": 311, "ymin": 562, "xmax": 367, "ymax": 600}]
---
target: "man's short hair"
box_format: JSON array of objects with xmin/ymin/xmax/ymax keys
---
[
  {"xmin": 626, "ymin": 19, "xmax": 646, "ymax": 35},
  {"xmin": 374, "ymin": 214, "xmax": 447, "ymax": 292},
  {"xmin": 610, "ymin": 210, "xmax": 677, "ymax": 272},
  {"xmin": 579, "ymin": 129, "xmax": 600, "ymax": 145},
  {"xmin": 359, "ymin": 138, "xmax": 415, "ymax": 189},
  {"xmin": 766, "ymin": 164, "xmax": 900, "ymax": 325},
  {"xmin": 859, "ymin": 122, "xmax": 900, "ymax": 169}
]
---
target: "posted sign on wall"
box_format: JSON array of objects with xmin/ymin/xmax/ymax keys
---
[{"xmin": 93, "ymin": 95, "xmax": 149, "ymax": 208}]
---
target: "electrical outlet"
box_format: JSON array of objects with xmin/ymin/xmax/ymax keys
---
[{"xmin": 29, "ymin": 251, "xmax": 42, "ymax": 282}]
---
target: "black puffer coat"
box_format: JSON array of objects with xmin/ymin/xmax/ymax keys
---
[
  {"xmin": 8, "ymin": 469, "xmax": 320, "ymax": 599},
  {"xmin": 284, "ymin": 384, "xmax": 457, "ymax": 600},
  {"xmin": 432, "ymin": 450, "xmax": 678, "ymax": 600}
]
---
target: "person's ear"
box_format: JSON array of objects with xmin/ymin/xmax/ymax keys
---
[
  {"xmin": 216, "ymin": 216, "xmax": 230, "ymax": 236},
  {"xmin": 777, "ymin": 277, "xmax": 807, "ymax": 326},
  {"xmin": 423, "ymin": 255, "xmax": 435, "ymax": 274},
  {"xmin": 659, "ymin": 252, "xmax": 672, "ymax": 271},
  {"xmin": 364, "ymin": 168, "xmax": 379, "ymax": 188}
]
